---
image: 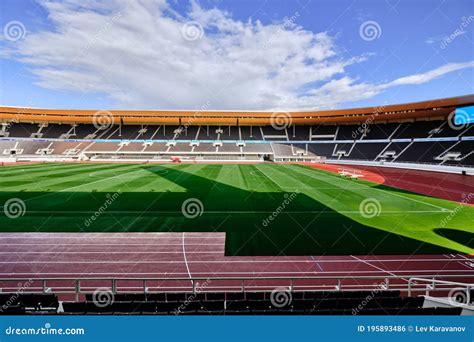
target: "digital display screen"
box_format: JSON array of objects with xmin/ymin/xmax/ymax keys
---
[{"xmin": 455, "ymin": 105, "xmax": 474, "ymax": 125}]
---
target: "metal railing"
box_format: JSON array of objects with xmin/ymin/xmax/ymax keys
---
[
  {"xmin": 408, "ymin": 277, "xmax": 473, "ymax": 300},
  {"xmin": 1, "ymin": 274, "xmax": 474, "ymax": 301}
]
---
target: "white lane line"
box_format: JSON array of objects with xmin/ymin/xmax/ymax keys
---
[
  {"xmin": 182, "ymin": 232, "xmax": 193, "ymax": 285},
  {"xmin": 457, "ymin": 253, "xmax": 474, "ymax": 260},
  {"xmin": 0, "ymin": 251, "xmax": 224, "ymax": 254},
  {"xmin": 0, "ymin": 233, "xmax": 225, "ymax": 239},
  {"xmin": 456, "ymin": 253, "xmax": 474, "ymax": 269},
  {"xmin": 0, "ymin": 244, "xmax": 224, "ymax": 247},
  {"xmin": 2, "ymin": 259, "xmax": 473, "ymax": 271},
  {"xmin": 0, "ymin": 257, "xmax": 467, "ymax": 262},
  {"xmin": 351, "ymin": 255, "xmax": 409, "ymax": 281},
  {"xmin": 0, "ymin": 270, "xmax": 469, "ymax": 275}
]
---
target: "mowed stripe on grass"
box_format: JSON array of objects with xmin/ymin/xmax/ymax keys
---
[{"xmin": 0, "ymin": 163, "xmax": 472, "ymax": 256}]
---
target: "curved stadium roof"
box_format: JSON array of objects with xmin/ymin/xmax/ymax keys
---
[{"xmin": 0, "ymin": 95, "xmax": 473, "ymax": 126}]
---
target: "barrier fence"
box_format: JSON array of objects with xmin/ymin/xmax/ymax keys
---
[{"xmin": 1, "ymin": 274, "xmax": 473, "ymax": 301}]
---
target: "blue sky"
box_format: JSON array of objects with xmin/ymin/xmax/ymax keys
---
[{"xmin": 0, "ymin": 0, "xmax": 473, "ymax": 111}]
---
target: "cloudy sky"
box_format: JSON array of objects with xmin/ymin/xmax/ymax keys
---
[{"xmin": 0, "ymin": 0, "xmax": 473, "ymax": 111}]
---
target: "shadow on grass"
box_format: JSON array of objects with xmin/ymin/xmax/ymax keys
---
[
  {"xmin": 434, "ymin": 228, "xmax": 474, "ymax": 249},
  {"xmin": 0, "ymin": 164, "xmax": 459, "ymax": 256}
]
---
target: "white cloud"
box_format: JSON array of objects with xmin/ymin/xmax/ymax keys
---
[
  {"xmin": 384, "ymin": 61, "xmax": 474, "ymax": 87},
  {"xmin": 5, "ymin": 0, "xmax": 474, "ymax": 110}
]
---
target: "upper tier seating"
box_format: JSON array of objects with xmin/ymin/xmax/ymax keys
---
[{"xmin": 1, "ymin": 120, "xmax": 472, "ymax": 142}]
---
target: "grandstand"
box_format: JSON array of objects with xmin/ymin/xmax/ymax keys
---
[
  {"xmin": 0, "ymin": 95, "xmax": 473, "ymax": 316},
  {"xmin": 0, "ymin": 95, "xmax": 473, "ymax": 170}
]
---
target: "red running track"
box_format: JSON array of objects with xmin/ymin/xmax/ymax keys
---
[
  {"xmin": 0, "ymin": 233, "xmax": 473, "ymax": 297},
  {"xmin": 302, "ymin": 162, "xmax": 474, "ymax": 206}
]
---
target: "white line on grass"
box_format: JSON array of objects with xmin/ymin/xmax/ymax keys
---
[
  {"xmin": 20, "ymin": 210, "xmax": 452, "ymax": 214},
  {"xmin": 288, "ymin": 165, "xmax": 451, "ymax": 212},
  {"xmin": 16, "ymin": 165, "xmax": 146, "ymax": 204}
]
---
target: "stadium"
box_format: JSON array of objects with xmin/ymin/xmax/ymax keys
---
[{"xmin": 0, "ymin": 95, "xmax": 473, "ymax": 315}]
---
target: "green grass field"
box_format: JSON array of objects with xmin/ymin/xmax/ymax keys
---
[{"xmin": 0, "ymin": 162, "xmax": 472, "ymax": 256}]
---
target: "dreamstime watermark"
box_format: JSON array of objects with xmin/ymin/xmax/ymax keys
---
[
  {"xmin": 3, "ymin": 20, "xmax": 26, "ymax": 41},
  {"xmin": 262, "ymin": 191, "xmax": 299, "ymax": 227},
  {"xmin": 440, "ymin": 16, "xmax": 474, "ymax": 49},
  {"xmin": 440, "ymin": 192, "xmax": 473, "ymax": 227},
  {"xmin": 84, "ymin": 191, "xmax": 122, "ymax": 227},
  {"xmin": 447, "ymin": 109, "xmax": 470, "ymax": 131},
  {"xmin": 181, "ymin": 21, "xmax": 204, "ymax": 41},
  {"xmin": 173, "ymin": 279, "xmax": 212, "ymax": 315},
  {"xmin": 270, "ymin": 111, "xmax": 292, "ymax": 131},
  {"xmin": 3, "ymin": 198, "xmax": 26, "ymax": 219},
  {"xmin": 351, "ymin": 104, "xmax": 387, "ymax": 139},
  {"xmin": 359, "ymin": 21, "xmax": 382, "ymax": 41},
  {"xmin": 352, "ymin": 279, "xmax": 389, "ymax": 315},
  {"xmin": 181, "ymin": 198, "xmax": 204, "ymax": 219},
  {"xmin": 84, "ymin": 12, "xmax": 122, "ymax": 51},
  {"xmin": 1, "ymin": 279, "xmax": 33, "ymax": 313},
  {"xmin": 262, "ymin": 12, "xmax": 300, "ymax": 49},
  {"xmin": 270, "ymin": 287, "xmax": 292, "ymax": 308},
  {"xmin": 174, "ymin": 100, "xmax": 212, "ymax": 139},
  {"xmin": 359, "ymin": 198, "xmax": 382, "ymax": 219},
  {"xmin": 92, "ymin": 110, "xmax": 115, "ymax": 130},
  {"xmin": 92, "ymin": 288, "xmax": 115, "ymax": 308},
  {"xmin": 5, "ymin": 323, "xmax": 85, "ymax": 336},
  {"xmin": 448, "ymin": 287, "xmax": 470, "ymax": 306}
]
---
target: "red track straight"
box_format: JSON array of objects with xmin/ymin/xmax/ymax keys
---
[
  {"xmin": 302, "ymin": 162, "xmax": 474, "ymax": 206},
  {"xmin": 0, "ymin": 232, "xmax": 472, "ymax": 295}
]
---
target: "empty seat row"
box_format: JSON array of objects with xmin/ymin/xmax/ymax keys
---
[
  {"xmin": 60, "ymin": 301, "xmax": 461, "ymax": 316},
  {"xmin": 84, "ymin": 290, "xmax": 401, "ymax": 304},
  {"xmin": 0, "ymin": 293, "xmax": 58, "ymax": 311},
  {"xmin": 62, "ymin": 300, "xmax": 224, "ymax": 314},
  {"xmin": 4, "ymin": 121, "xmax": 470, "ymax": 141}
]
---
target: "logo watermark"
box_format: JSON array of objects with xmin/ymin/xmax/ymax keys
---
[
  {"xmin": 92, "ymin": 288, "xmax": 115, "ymax": 308},
  {"xmin": 181, "ymin": 198, "xmax": 204, "ymax": 219},
  {"xmin": 92, "ymin": 110, "xmax": 115, "ymax": 130},
  {"xmin": 3, "ymin": 198, "xmax": 26, "ymax": 219},
  {"xmin": 359, "ymin": 198, "xmax": 382, "ymax": 219},
  {"xmin": 181, "ymin": 21, "xmax": 204, "ymax": 41},
  {"xmin": 270, "ymin": 287, "xmax": 292, "ymax": 308},
  {"xmin": 447, "ymin": 109, "xmax": 470, "ymax": 131},
  {"xmin": 270, "ymin": 111, "xmax": 292, "ymax": 131},
  {"xmin": 359, "ymin": 21, "xmax": 382, "ymax": 41},
  {"xmin": 3, "ymin": 21, "xmax": 26, "ymax": 41}
]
